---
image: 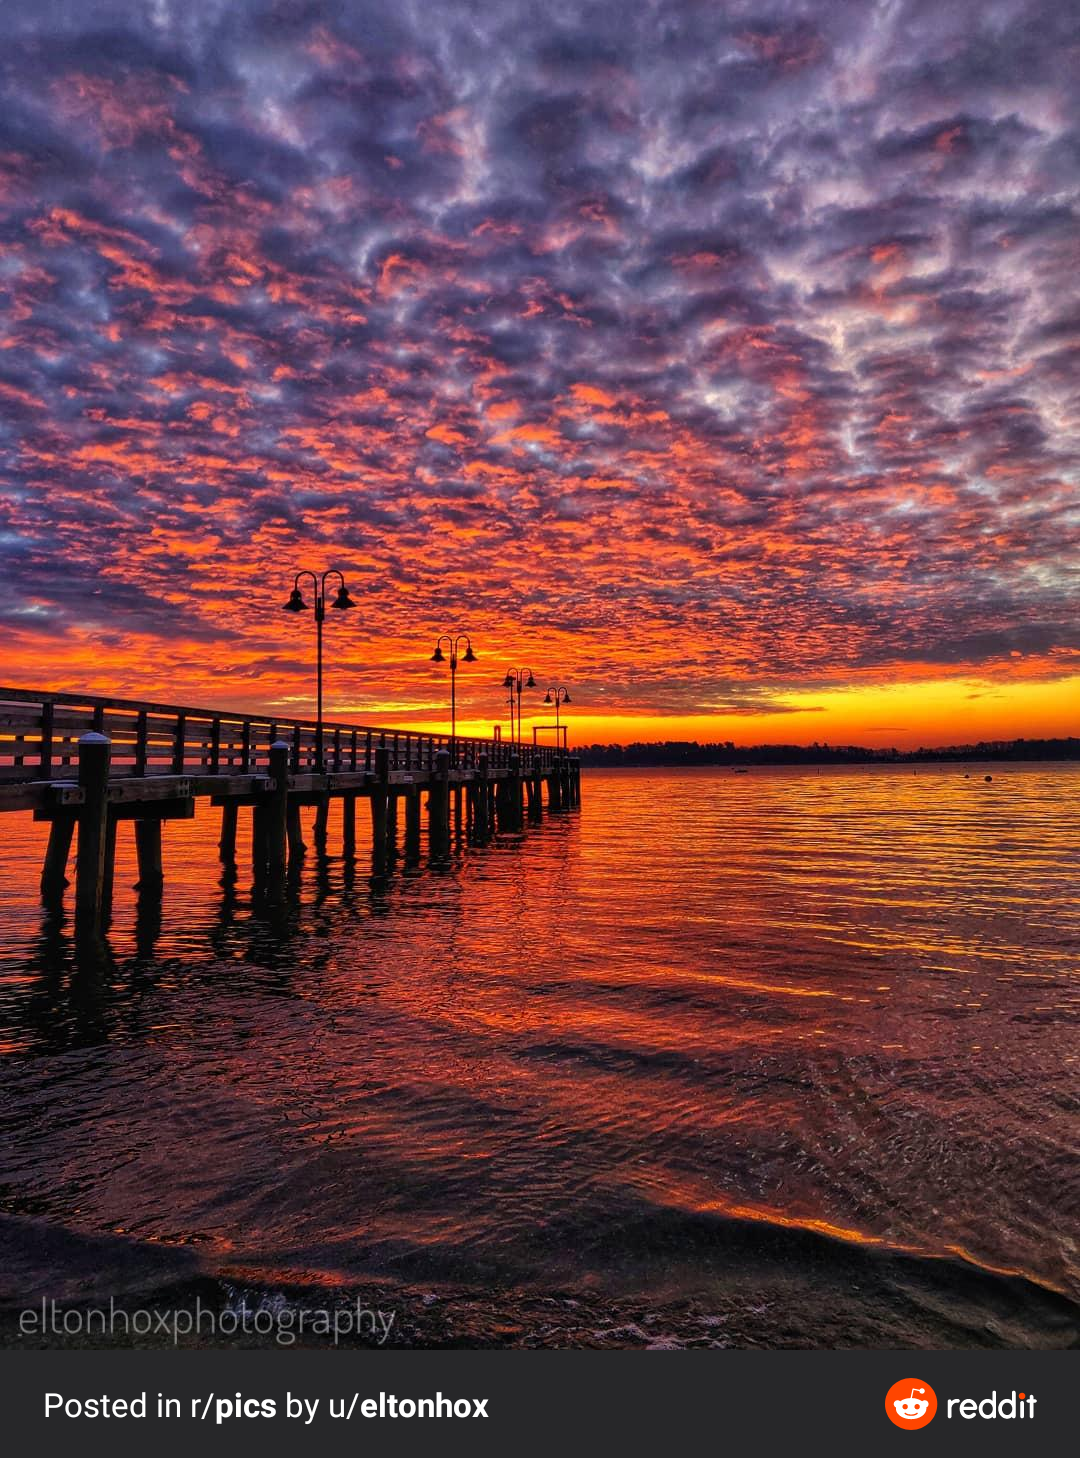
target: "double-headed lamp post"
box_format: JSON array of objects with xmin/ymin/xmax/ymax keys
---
[
  {"xmin": 502, "ymin": 668, "xmax": 536, "ymax": 751},
  {"xmin": 543, "ymin": 685, "xmax": 572, "ymax": 747},
  {"xmin": 283, "ymin": 570, "xmax": 356, "ymax": 769},
  {"xmin": 430, "ymin": 633, "xmax": 476, "ymax": 765}
]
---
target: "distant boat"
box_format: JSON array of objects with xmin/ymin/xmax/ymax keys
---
[{"xmin": 730, "ymin": 766, "xmax": 749, "ymax": 774}]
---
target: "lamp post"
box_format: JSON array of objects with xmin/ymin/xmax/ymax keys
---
[
  {"xmin": 543, "ymin": 685, "xmax": 572, "ymax": 748},
  {"xmin": 502, "ymin": 668, "xmax": 536, "ymax": 751},
  {"xmin": 283, "ymin": 570, "xmax": 356, "ymax": 769},
  {"xmin": 430, "ymin": 633, "xmax": 476, "ymax": 765}
]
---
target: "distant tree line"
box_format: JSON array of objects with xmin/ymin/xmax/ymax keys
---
[{"xmin": 575, "ymin": 737, "xmax": 1080, "ymax": 767}]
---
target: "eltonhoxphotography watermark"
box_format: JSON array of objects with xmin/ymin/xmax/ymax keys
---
[{"xmin": 18, "ymin": 1296, "xmax": 397, "ymax": 1347}]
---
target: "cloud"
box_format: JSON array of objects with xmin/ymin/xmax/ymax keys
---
[{"xmin": 0, "ymin": 0, "xmax": 1076, "ymax": 724}]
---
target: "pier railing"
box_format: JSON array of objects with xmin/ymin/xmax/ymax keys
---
[{"xmin": 0, "ymin": 687, "xmax": 561, "ymax": 783}]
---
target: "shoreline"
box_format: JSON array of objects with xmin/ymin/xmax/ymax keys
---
[
  {"xmin": 578, "ymin": 756, "xmax": 1080, "ymax": 769},
  {"xmin": 3, "ymin": 1211, "xmax": 1078, "ymax": 1352}
]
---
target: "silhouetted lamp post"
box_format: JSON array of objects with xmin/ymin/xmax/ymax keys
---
[
  {"xmin": 283, "ymin": 569, "xmax": 356, "ymax": 769},
  {"xmin": 543, "ymin": 685, "xmax": 571, "ymax": 748},
  {"xmin": 430, "ymin": 633, "xmax": 476, "ymax": 765},
  {"xmin": 503, "ymin": 668, "xmax": 536, "ymax": 750}
]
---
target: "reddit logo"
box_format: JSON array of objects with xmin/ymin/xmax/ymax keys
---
[{"xmin": 886, "ymin": 1379, "xmax": 938, "ymax": 1429}]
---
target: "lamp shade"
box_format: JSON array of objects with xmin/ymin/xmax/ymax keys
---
[
  {"xmin": 526, "ymin": 672, "xmax": 536, "ymax": 688},
  {"xmin": 283, "ymin": 588, "xmax": 308, "ymax": 612},
  {"xmin": 543, "ymin": 690, "xmax": 552, "ymax": 704},
  {"xmin": 503, "ymin": 672, "xmax": 515, "ymax": 688},
  {"xmin": 463, "ymin": 644, "xmax": 477, "ymax": 663},
  {"xmin": 562, "ymin": 690, "xmax": 571, "ymax": 703},
  {"xmin": 431, "ymin": 645, "xmax": 446, "ymax": 663},
  {"xmin": 330, "ymin": 585, "xmax": 356, "ymax": 610}
]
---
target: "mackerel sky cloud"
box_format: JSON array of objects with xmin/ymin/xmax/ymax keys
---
[{"xmin": 0, "ymin": 0, "xmax": 1077, "ymax": 739}]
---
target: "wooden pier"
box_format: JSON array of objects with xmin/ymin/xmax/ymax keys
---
[{"xmin": 0, "ymin": 687, "xmax": 581, "ymax": 936}]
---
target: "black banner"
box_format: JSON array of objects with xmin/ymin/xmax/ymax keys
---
[{"xmin": 2, "ymin": 1350, "xmax": 1073, "ymax": 1454}]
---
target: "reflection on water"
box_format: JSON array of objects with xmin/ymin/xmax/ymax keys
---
[{"xmin": 1, "ymin": 765, "xmax": 1077, "ymax": 1348}]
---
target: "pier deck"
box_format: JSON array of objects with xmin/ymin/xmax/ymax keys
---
[{"xmin": 0, "ymin": 687, "xmax": 581, "ymax": 934}]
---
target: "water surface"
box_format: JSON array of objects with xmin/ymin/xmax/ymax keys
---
[{"xmin": 1, "ymin": 765, "xmax": 1077, "ymax": 1347}]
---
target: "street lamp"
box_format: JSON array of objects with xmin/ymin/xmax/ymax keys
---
[
  {"xmin": 543, "ymin": 685, "xmax": 572, "ymax": 748},
  {"xmin": 502, "ymin": 668, "xmax": 536, "ymax": 751},
  {"xmin": 430, "ymin": 633, "xmax": 476, "ymax": 765},
  {"xmin": 283, "ymin": 569, "xmax": 356, "ymax": 769}
]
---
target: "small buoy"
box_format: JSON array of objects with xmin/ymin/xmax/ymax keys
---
[{"xmin": 984, "ymin": 774, "xmax": 992, "ymax": 782}]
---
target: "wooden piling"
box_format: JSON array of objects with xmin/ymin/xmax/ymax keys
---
[
  {"xmin": 508, "ymin": 753, "xmax": 523, "ymax": 832},
  {"xmin": 405, "ymin": 786, "xmax": 421, "ymax": 862},
  {"xmin": 370, "ymin": 743, "xmax": 390, "ymax": 874},
  {"xmin": 369, "ymin": 794, "xmax": 388, "ymax": 874},
  {"xmin": 251, "ymin": 804, "xmax": 269, "ymax": 884},
  {"xmin": 342, "ymin": 794, "xmax": 357, "ymax": 859},
  {"xmin": 313, "ymin": 794, "xmax": 330, "ymax": 849},
  {"xmin": 386, "ymin": 793, "xmax": 399, "ymax": 856},
  {"xmin": 134, "ymin": 819, "xmax": 164, "ymax": 892},
  {"xmin": 219, "ymin": 801, "xmax": 238, "ymax": 862},
  {"xmin": 495, "ymin": 766, "xmax": 518, "ymax": 835},
  {"xmin": 428, "ymin": 748, "xmax": 451, "ymax": 863},
  {"xmin": 528, "ymin": 758, "xmax": 543, "ymax": 822},
  {"xmin": 547, "ymin": 758, "xmax": 562, "ymax": 812},
  {"xmin": 75, "ymin": 731, "xmax": 111, "ymax": 935},
  {"xmin": 473, "ymin": 753, "xmax": 490, "ymax": 843},
  {"xmin": 265, "ymin": 741, "xmax": 290, "ymax": 890},
  {"xmin": 286, "ymin": 801, "xmax": 306, "ymax": 862},
  {"xmin": 453, "ymin": 784, "xmax": 463, "ymax": 842},
  {"xmin": 40, "ymin": 815, "xmax": 75, "ymax": 900}
]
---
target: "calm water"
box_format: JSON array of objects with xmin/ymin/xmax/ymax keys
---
[{"xmin": 1, "ymin": 765, "xmax": 1077, "ymax": 1348}]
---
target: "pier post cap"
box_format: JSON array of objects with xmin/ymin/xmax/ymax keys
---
[
  {"xmin": 269, "ymin": 739, "xmax": 291, "ymax": 751},
  {"xmin": 78, "ymin": 731, "xmax": 111, "ymax": 745},
  {"xmin": 509, "ymin": 753, "xmax": 520, "ymax": 771}
]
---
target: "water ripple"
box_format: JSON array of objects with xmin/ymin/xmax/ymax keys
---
[{"xmin": 1, "ymin": 763, "xmax": 1077, "ymax": 1345}]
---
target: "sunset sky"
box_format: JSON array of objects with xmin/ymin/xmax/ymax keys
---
[{"xmin": 0, "ymin": 0, "xmax": 1077, "ymax": 748}]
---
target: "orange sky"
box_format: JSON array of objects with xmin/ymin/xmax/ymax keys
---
[
  {"xmin": 2, "ymin": 613, "xmax": 1076, "ymax": 748},
  {"xmin": 1, "ymin": 7, "xmax": 1078, "ymax": 750}
]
